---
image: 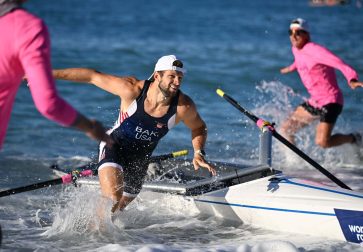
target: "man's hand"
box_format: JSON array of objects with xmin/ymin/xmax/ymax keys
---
[
  {"xmin": 72, "ymin": 113, "xmax": 114, "ymax": 147},
  {"xmin": 280, "ymin": 67, "xmax": 291, "ymax": 74},
  {"xmin": 349, "ymin": 80, "xmax": 363, "ymax": 90},
  {"xmin": 86, "ymin": 120, "xmax": 114, "ymax": 147},
  {"xmin": 192, "ymin": 154, "xmax": 217, "ymax": 176}
]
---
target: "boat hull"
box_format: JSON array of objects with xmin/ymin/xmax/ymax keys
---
[
  {"xmin": 193, "ymin": 174, "xmax": 363, "ymax": 243},
  {"xmin": 75, "ymin": 159, "xmax": 363, "ymax": 243}
]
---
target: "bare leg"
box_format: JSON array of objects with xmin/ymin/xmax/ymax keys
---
[
  {"xmin": 115, "ymin": 195, "xmax": 135, "ymax": 212},
  {"xmin": 98, "ymin": 166, "xmax": 137, "ymax": 212},
  {"xmin": 280, "ymin": 106, "xmax": 318, "ymax": 144},
  {"xmin": 98, "ymin": 166, "xmax": 124, "ymax": 213},
  {"xmin": 315, "ymin": 122, "xmax": 355, "ymax": 148}
]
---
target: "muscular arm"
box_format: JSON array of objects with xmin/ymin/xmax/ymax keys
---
[
  {"xmin": 178, "ymin": 94, "xmax": 216, "ymax": 175},
  {"xmin": 184, "ymin": 109, "xmax": 208, "ymax": 152},
  {"xmin": 53, "ymin": 68, "xmax": 141, "ymax": 100}
]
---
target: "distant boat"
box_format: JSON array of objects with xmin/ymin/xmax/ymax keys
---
[{"xmin": 309, "ymin": 0, "xmax": 350, "ymax": 6}]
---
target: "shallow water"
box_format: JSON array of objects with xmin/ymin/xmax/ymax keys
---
[{"xmin": 1, "ymin": 0, "xmax": 363, "ymax": 251}]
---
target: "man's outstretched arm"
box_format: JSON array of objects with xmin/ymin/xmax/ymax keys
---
[{"xmin": 179, "ymin": 95, "xmax": 216, "ymax": 176}]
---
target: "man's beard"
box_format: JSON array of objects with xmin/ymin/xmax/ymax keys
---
[{"xmin": 158, "ymin": 81, "xmax": 173, "ymax": 98}]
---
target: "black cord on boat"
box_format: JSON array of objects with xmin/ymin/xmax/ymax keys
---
[{"xmin": 235, "ymin": 170, "xmax": 241, "ymax": 184}]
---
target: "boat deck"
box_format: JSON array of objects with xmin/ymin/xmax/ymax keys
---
[{"xmin": 78, "ymin": 159, "xmax": 278, "ymax": 196}]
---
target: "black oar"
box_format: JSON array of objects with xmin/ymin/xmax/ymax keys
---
[
  {"xmin": 216, "ymin": 88, "xmax": 351, "ymax": 190},
  {"xmin": 0, "ymin": 169, "xmax": 93, "ymax": 198},
  {"xmin": 51, "ymin": 149, "xmax": 189, "ymax": 175},
  {"xmin": 0, "ymin": 149, "xmax": 188, "ymax": 197}
]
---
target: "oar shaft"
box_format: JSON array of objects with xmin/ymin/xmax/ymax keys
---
[
  {"xmin": 1, "ymin": 150, "xmax": 189, "ymax": 198},
  {"xmin": 51, "ymin": 150, "xmax": 189, "ymax": 175},
  {"xmin": 272, "ymin": 131, "xmax": 351, "ymax": 190},
  {"xmin": 0, "ymin": 169, "xmax": 94, "ymax": 197},
  {"xmin": 216, "ymin": 88, "xmax": 351, "ymax": 190},
  {"xmin": 0, "ymin": 178, "xmax": 62, "ymax": 197},
  {"xmin": 150, "ymin": 149, "xmax": 188, "ymax": 162},
  {"xmin": 217, "ymin": 89, "xmax": 259, "ymax": 122}
]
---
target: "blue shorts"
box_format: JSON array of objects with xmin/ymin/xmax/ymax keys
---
[
  {"xmin": 98, "ymin": 142, "xmax": 150, "ymax": 198},
  {"xmin": 300, "ymin": 102, "xmax": 342, "ymax": 124}
]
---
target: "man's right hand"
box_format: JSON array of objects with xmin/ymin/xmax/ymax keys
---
[
  {"xmin": 72, "ymin": 113, "xmax": 114, "ymax": 147},
  {"xmin": 86, "ymin": 119, "xmax": 114, "ymax": 147},
  {"xmin": 349, "ymin": 80, "xmax": 363, "ymax": 90},
  {"xmin": 280, "ymin": 67, "xmax": 291, "ymax": 74}
]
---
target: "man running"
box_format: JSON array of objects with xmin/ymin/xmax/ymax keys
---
[
  {"xmin": 280, "ymin": 18, "xmax": 363, "ymax": 148},
  {"xmin": 53, "ymin": 55, "xmax": 216, "ymax": 212}
]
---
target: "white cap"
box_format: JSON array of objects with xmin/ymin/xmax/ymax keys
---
[
  {"xmin": 154, "ymin": 55, "xmax": 186, "ymax": 73},
  {"xmin": 290, "ymin": 18, "xmax": 309, "ymax": 32}
]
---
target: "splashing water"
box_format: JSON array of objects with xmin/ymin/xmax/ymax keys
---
[{"xmin": 253, "ymin": 80, "xmax": 363, "ymax": 189}]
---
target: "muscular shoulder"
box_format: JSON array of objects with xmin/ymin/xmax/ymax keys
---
[
  {"xmin": 125, "ymin": 76, "xmax": 145, "ymax": 94},
  {"xmin": 176, "ymin": 91, "xmax": 197, "ymax": 121},
  {"xmin": 178, "ymin": 91, "xmax": 195, "ymax": 108},
  {"xmin": 112, "ymin": 76, "xmax": 145, "ymax": 110},
  {"xmin": 110, "ymin": 75, "xmax": 145, "ymax": 100}
]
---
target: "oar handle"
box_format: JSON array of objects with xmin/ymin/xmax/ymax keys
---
[
  {"xmin": 150, "ymin": 149, "xmax": 188, "ymax": 162},
  {"xmin": 0, "ymin": 149, "xmax": 190, "ymax": 198},
  {"xmin": 61, "ymin": 169, "xmax": 94, "ymax": 184},
  {"xmin": 0, "ymin": 169, "xmax": 95, "ymax": 197},
  {"xmin": 65, "ymin": 149, "xmax": 189, "ymax": 180},
  {"xmin": 52, "ymin": 149, "xmax": 189, "ymax": 175},
  {"xmin": 216, "ymin": 88, "xmax": 352, "ymax": 191},
  {"xmin": 217, "ymin": 89, "xmax": 259, "ymax": 122}
]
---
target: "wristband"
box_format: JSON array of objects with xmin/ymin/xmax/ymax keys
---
[{"xmin": 195, "ymin": 149, "xmax": 206, "ymax": 157}]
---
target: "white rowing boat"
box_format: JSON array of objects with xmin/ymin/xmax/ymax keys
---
[
  {"xmin": 76, "ymin": 89, "xmax": 363, "ymax": 244},
  {"xmin": 192, "ymin": 169, "xmax": 363, "ymax": 243},
  {"xmin": 77, "ymin": 131, "xmax": 363, "ymax": 244}
]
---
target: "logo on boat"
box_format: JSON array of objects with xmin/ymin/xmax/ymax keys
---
[
  {"xmin": 334, "ymin": 208, "xmax": 363, "ymax": 243},
  {"xmin": 135, "ymin": 126, "xmax": 158, "ymax": 141}
]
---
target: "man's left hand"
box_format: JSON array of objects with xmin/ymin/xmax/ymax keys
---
[{"xmin": 192, "ymin": 155, "xmax": 217, "ymax": 176}]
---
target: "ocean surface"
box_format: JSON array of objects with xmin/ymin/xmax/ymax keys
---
[{"xmin": 1, "ymin": 0, "xmax": 363, "ymax": 251}]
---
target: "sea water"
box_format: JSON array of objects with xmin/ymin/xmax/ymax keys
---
[{"xmin": 1, "ymin": 0, "xmax": 363, "ymax": 251}]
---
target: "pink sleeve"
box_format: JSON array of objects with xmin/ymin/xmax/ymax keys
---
[
  {"xmin": 288, "ymin": 61, "xmax": 297, "ymax": 71},
  {"xmin": 17, "ymin": 18, "xmax": 77, "ymax": 126},
  {"xmin": 309, "ymin": 44, "xmax": 359, "ymax": 83}
]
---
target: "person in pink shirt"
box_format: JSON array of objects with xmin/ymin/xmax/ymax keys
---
[
  {"xmin": 0, "ymin": 0, "xmax": 113, "ymax": 149},
  {"xmin": 280, "ymin": 18, "xmax": 363, "ymax": 149}
]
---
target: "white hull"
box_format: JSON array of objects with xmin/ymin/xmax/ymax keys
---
[
  {"xmin": 75, "ymin": 159, "xmax": 363, "ymax": 244},
  {"xmin": 193, "ymin": 174, "xmax": 363, "ymax": 243}
]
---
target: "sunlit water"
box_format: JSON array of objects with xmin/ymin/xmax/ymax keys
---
[{"xmin": 1, "ymin": 0, "xmax": 363, "ymax": 251}]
